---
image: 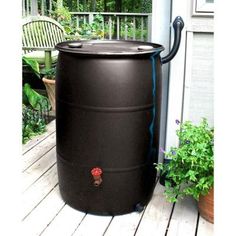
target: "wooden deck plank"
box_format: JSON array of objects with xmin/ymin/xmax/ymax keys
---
[
  {"xmin": 72, "ymin": 214, "xmax": 113, "ymax": 236},
  {"xmin": 196, "ymin": 216, "xmax": 214, "ymax": 236},
  {"xmin": 22, "ymin": 132, "xmax": 56, "ymax": 171},
  {"xmin": 104, "ymin": 211, "xmax": 144, "ymax": 236},
  {"xmin": 135, "ymin": 182, "xmax": 174, "ymax": 236},
  {"xmin": 22, "ymin": 164, "xmax": 58, "ymax": 219},
  {"xmin": 166, "ymin": 197, "xmax": 198, "ymax": 236},
  {"xmin": 22, "ymin": 120, "xmax": 56, "ymax": 154},
  {"xmin": 22, "ymin": 147, "xmax": 56, "ymax": 191},
  {"xmin": 21, "ymin": 127, "xmax": 213, "ymax": 236},
  {"xmin": 22, "ymin": 185, "xmax": 65, "ymax": 236},
  {"xmin": 41, "ymin": 204, "xmax": 86, "ymax": 236}
]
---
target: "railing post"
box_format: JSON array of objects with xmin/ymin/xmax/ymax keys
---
[
  {"xmin": 132, "ymin": 16, "xmax": 136, "ymax": 40},
  {"xmin": 22, "ymin": 0, "xmax": 26, "ymax": 17},
  {"xmin": 88, "ymin": 13, "xmax": 94, "ymax": 24},
  {"xmin": 26, "ymin": 0, "xmax": 30, "ymax": 16},
  {"xmin": 57, "ymin": 0, "xmax": 63, "ymax": 7},
  {"xmin": 124, "ymin": 16, "xmax": 128, "ymax": 40},
  {"xmin": 41, "ymin": 0, "xmax": 45, "ymax": 16},
  {"xmin": 76, "ymin": 16, "xmax": 80, "ymax": 28},
  {"xmin": 102, "ymin": 15, "xmax": 105, "ymax": 39},
  {"xmin": 49, "ymin": 0, "xmax": 52, "ymax": 16},
  {"xmin": 108, "ymin": 16, "xmax": 112, "ymax": 40},
  {"xmin": 147, "ymin": 14, "xmax": 152, "ymax": 42},
  {"xmin": 117, "ymin": 16, "xmax": 120, "ymax": 40},
  {"xmin": 141, "ymin": 16, "xmax": 144, "ymax": 41},
  {"xmin": 31, "ymin": 0, "xmax": 38, "ymax": 16}
]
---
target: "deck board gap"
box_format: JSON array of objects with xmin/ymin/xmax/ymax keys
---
[
  {"xmin": 22, "ymin": 132, "xmax": 56, "ymax": 172},
  {"xmin": 102, "ymin": 216, "xmax": 114, "ymax": 235},
  {"xmin": 164, "ymin": 202, "xmax": 176, "ymax": 236},
  {"xmin": 134, "ymin": 177, "xmax": 161, "ymax": 235},
  {"xmin": 135, "ymin": 177, "xmax": 160, "ymax": 235},
  {"xmin": 39, "ymin": 203, "xmax": 66, "ymax": 236},
  {"xmin": 23, "ymin": 162, "xmax": 57, "ymax": 193},
  {"xmin": 133, "ymin": 206, "xmax": 146, "ymax": 235},
  {"xmin": 22, "ymin": 183, "xmax": 59, "ymax": 221},
  {"xmin": 23, "ymin": 130, "xmax": 56, "ymax": 155},
  {"xmin": 70, "ymin": 213, "xmax": 88, "ymax": 236},
  {"xmin": 23, "ymin": 144, "xmax": 56, "ymax": 172},
  {"xmin": 194, "ymin": 213, "xmax": 200, "ymax": 236}
]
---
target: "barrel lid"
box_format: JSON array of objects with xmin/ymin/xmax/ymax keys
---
[{"xmin": 55, "ymin": 40, "xmax": 164, "ymax": 56}]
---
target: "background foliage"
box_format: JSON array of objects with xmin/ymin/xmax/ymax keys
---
[
  {"xmin": 50, "ymin": 0, "xmax": 151, "ymax": 40},
  {"xmin": 60, "ymin": 0, "xmax": 152, "ymax": 13}
]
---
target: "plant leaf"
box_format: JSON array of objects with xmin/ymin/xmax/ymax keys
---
[
  {"xmin": 22, "ymin": 56, "xmax": 40, "ymax": 78},
  {"xmin": 23, "ymin": 83, "xmax": 51, "ymax": 111}
]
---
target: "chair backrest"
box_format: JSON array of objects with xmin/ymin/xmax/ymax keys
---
[{"xmin": 22, "ymin": 16, "xmax": 66, "ymax": 53}]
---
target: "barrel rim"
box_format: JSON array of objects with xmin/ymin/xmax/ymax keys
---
[{"xmin": 55, "ymin": 39, "xmax": 165, "ymax": 56}]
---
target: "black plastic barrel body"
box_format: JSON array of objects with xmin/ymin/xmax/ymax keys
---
[{"xmin": 55, "ymin": 40, "xmax": 164, "ymax": 215}]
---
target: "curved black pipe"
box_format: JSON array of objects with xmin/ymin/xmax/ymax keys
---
[{"xmin": 162, "ymin": 16, "xmax": 184, "ymax": 64}]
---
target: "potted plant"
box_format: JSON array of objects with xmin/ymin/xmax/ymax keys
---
[
  {"xmin": 156, "ymin": 118, "xmax": 214, "ymax": 223},
  {"xmin": 42, "ymin": 68, "xmax": 56, "ymax": 111}
]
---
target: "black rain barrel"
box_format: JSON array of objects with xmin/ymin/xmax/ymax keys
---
[{"xmin": 54, "ymin": 29, "xmax": 186, "ymax": 215}]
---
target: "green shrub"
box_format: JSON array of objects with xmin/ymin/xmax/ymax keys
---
[{"xmin": 156, "ymin": 118, "xmax": 214, "ymax": 202}]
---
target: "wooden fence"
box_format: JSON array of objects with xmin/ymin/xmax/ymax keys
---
[{"xmin": 22, "ymin": 0, "xmax": 152, "ymax": 41}]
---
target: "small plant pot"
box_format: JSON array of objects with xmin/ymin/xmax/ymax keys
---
[
  {"xmin": 42, "ymin": 77, "xmax": 55, "ymax": 111},
  {"xmin": 198, "ymin": 187, "xmax": 214, "ymax": 223}
]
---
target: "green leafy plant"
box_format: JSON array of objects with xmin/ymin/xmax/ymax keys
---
[
  {"xmin": 156, "ymin": 118, "xmax": 214, "ymax": 202},
  {"xmin": 78, "ymin": 14, "xmax": 105, "ymax": 39},
  {"xmin": 42, "ymin": 67, "xmax": 56, "ymax": 80},
  {"xmin": 22, "ymin": 104, "xmax": 46, "ymax": 144},
  {"xmin": 22, "ymin": 56, "xmax": 40, "ymax": 78},
  {"xmin": 22, "ymin": 57, "xmax": 50, "ymax": 144},
  {"xmin": 22, "ymin": 56, "xmax": 51, "ymax": 110},
  {"xmin": 23, "ymin": 83, "xmax": 51, "ymax": 111}
]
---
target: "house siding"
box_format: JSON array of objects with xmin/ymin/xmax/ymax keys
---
[
  {"xmin": 165, "ymin": 0, "xmax": 214, "ymax": 150},
  {"xmin": 184, "ymin": 32, "xmax": 214, "ymax": 126}
]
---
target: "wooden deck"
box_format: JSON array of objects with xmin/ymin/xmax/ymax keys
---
[{"xmin": 22, "ymin": 120, "xmax": 213, "ymax": 236}]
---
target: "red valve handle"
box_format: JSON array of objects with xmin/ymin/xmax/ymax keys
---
[{"xmin": 91, "ymin": 167, "xmax": 103, "ymax": 176}]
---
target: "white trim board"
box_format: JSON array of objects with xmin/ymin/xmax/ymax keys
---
[
  {"xmin": 182, "ymin": 32, "xmax": 194, "ymax": 122},
  {"xmin": 165, "ymin": 0, "xmax": 188, "ymax": 149},
  {"xmin": 151, "ymin": 0, "xmax": 172, "ymax": 162}
]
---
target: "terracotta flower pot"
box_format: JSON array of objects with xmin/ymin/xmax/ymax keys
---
[
  {"xmin": 198, "ymin": 187, "xmax": 214, "ymax": 223},
  {"xmin": 42, "ymin": 77, "xmax": 56, "ymax": 111}
]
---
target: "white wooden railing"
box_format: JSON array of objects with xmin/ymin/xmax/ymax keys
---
[
  {"xmin": 70, "ymin": 12, "xmax": 151, "ymax": 41},
  {"xmin": 22, "ymin": 0, "xmax": 152, "ymax": 41}
]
